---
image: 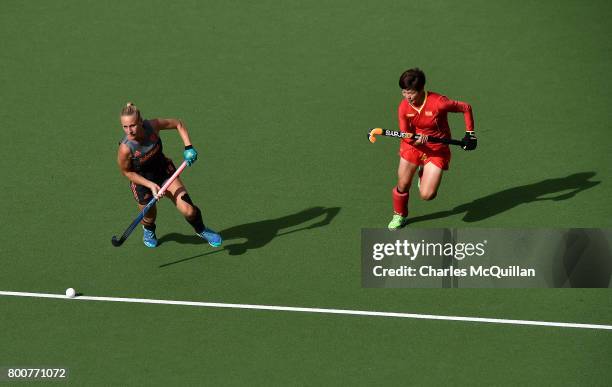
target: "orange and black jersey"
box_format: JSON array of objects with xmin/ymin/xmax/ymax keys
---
[{"xmin": 120, "ymin": 119, "xmax": 166, "ymax": 174}]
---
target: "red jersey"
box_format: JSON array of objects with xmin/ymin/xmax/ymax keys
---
[{"xmin": 398, "ymin": 91, "xmax": 474, "ymax": 152}]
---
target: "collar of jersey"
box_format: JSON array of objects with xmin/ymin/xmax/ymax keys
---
[{"xmin": 409, "ymin": 91, "xmax": 428, "ymax": 113}]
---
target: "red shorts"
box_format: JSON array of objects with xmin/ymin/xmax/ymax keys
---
[{"xmin": 399, "ymin": 142, "xmax": 451, "ymax": 170}]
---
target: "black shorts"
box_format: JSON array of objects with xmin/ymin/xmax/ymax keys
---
[{"xmin": 130, "ymin": 158, "xmax": 177, "ymax": 204}]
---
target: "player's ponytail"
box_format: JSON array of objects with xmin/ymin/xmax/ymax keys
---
[{"xmin": 120, "ymin": 102, "xmax": 142, "ymax": 121}]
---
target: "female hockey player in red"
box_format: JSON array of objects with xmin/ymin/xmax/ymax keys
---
[{"xmin": 389, "ymin": 68, "xmax": 477, "ymax": 230}]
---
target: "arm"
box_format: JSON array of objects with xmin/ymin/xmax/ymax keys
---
[
  {"xmin": 439, "ymin": 96, "xmax": 474, "ymax": 132},
  {"xmin": 439, "ymin": 96, "xmax": 476, "ymax": 150},
  {"xmin": 398, "ymin": 101, "xmax": 430, "ymax": 145},
  {"xmin": 117, "ymin": 144, "xmax": 161, "ymax": 195},
  {"xmin": 398, "ymin": 102, "xmax": 422, "ymax": 144},
  {"xmin": 150, "ymin": 118, "xmax": 198, "ymax": 166},
  {"xmin": 397, "ymin": 102, "xmax": 411, "ymax": 133},
  {"xmin": 150, "ymin": 118, "xmax": 192, "ymax": 147}
]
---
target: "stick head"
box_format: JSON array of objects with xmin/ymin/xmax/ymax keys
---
[
  {"xmin": 111, "ymin": 236, "xmax": 124, "ymax": 247},
  {"xmin": 368, "ymin": 128, "xmax": 383, "ymax": 143}
]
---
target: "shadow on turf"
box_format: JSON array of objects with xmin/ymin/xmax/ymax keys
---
[
  {"xmin": 158, "ymin": 206, "xmax": 341, "ymax": 267},
  {"xmin": 408, "ymin": 172, "xmax": 600, "ymax": 224},
  {"xmin": 551, "ymin": 228, "xmax": 612, "ymax": 288}
]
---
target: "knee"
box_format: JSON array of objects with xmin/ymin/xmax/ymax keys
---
[
  {"xmin": 397, "ymin": 180, "xmax": 410, "ymax": 193},
  {"xmin": 178, "ymin": 194, "xmax": 197, "ymax": 218},
  {"xmin": 419, "ymin": 190, "xmax": 437, "ymax": 201},
  {"xmin": 180, "ymin": 202, "xmax": 197, "ymax": 218},
  {"xmin": 182, "ymin": 205, "xmax": 197, "ymax": 218}
]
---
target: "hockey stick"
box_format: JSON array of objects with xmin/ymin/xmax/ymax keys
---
[
  {"xmin": 111, "ymin": 160, "xmax": 188, "ymax": 247},
  {"xmin": 367, "ymin": 128, "xmax": 464, "ymax": 146}
]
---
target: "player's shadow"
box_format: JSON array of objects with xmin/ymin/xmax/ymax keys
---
[
  {"xmin": 159, "ymin": 206, "xmax": 341, "ymax": 267},
  {"xmin": 408, "ymin": 172, "xmax": 600, "ymax": 224},
  {"xmin": 551, "ymin": 228, "xmax": 612, "ymax": 288}
]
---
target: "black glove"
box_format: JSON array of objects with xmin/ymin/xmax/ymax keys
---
[{"xmin": 462, "ymin": 131, "xmax": 477, "ymax": 151}]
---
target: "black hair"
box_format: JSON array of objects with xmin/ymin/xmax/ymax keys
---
[{"xmin": 399, "ymin": 68, "xmax": 426, "ymax": 91}]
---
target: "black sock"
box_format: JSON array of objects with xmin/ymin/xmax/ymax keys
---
[
  {"xmin": 186, "ymin": 206, "xmax": 206, "ymax": 234},
  {"xmin": 143, "ymin": 223, "xmax": 156, "ymax": 232}
]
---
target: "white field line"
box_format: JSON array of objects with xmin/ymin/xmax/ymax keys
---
[{"xmin": 1, "ymin": 290, "xmax": 611, "ymax": 331}]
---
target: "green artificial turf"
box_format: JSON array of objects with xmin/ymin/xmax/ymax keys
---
[{"xmin": 1, "ymin": 0, "xmax": 610, "ymax": 384}]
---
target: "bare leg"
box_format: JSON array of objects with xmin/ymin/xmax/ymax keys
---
[
  {"xmin": 397, "ymin": 157, "xmax": 419, "ymax": 192},
  {"xmin": 419, "ymin": 162, "xmax": 443, "ymax": 200},
  {"xmin": 164, "ymin": 177, "xmax": 222, "ymax": 246},
  {"xmin": 164, "ymin": 177, "xmax": 197, "ymax": 218},
  {"xmin": 139, "ymin": 203, "xmax": 157, "ymax": 227}
]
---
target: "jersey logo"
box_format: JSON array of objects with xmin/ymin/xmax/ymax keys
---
[
  {"xmin": 406, "ymin": 113, "xmax": 416, "ymax": 117},
  {"xmin": 425, "ymin": 111, "xmax": 433, "ymax": 116},
  {"xmin": 134, "ymin": 150, "xmax": 142, "ymax": 157}
]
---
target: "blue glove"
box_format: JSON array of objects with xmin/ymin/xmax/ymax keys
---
[{"xmin": 183, "ymin": 145, "xmax": 198, "ymax": 166}]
